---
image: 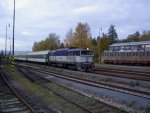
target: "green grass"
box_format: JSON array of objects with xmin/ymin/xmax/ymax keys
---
[{"xmin": 2, "ymin": 64, "xmax": 83, "ymax": 113}]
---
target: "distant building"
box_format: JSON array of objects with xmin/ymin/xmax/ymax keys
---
[{"xmin": 109, "ymin": 41, "xmax": 150, "ymax": 52}]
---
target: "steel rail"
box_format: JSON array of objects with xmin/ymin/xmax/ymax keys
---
[
  {"xmin": 0, "ymin": 71, "xmax": 37, "ymax": 113},
  {"xmin": 18, "ymin": 67, "xmax": 94, "ymax": 113},
  {"xmin": 18, "ymin": 64, "xmax": 150, "ymax": 99},
  {"xmin": 25, "ymin": 67, "xmax": 128, "ymax": 113},
  {"xmin": 18, "ymin": 64, "xmax": 145, "ymax": 112},
  {"xmin": 93, "ymin": 67, "xmax": 150, "ymax": 81}
]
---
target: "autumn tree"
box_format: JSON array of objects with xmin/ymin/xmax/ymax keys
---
[
  {"xmin": 64, "ymin": 22, "xmax": 92, "ymax": 48},
  {"xmin": 127, "ymin": 31, "xmax": 140, "ymax": 42},
  {"xmin": 108, "ymin": 24, "xmax": 118, "ymax": 44},
  {"xmin": 99, "ymin": 33, "xmax": 110, "ymax": 52},
  {"xmin": 140, "ymin": 30, "xmax": 150, "ymax": 41},
  {"xmin": 91, "ymin": 37, "xmax": 97, "ymax": 46},
  {"xmin": 60, "ymin": 42, "xmax": 65, "ymax": 48},
  {"xmin": 32, "ymin": 33, "xmax": 61, "ymax": 51},
  {"xmin": 64, "ymin": 28, "xmax": 74, "ymax": 47},
  {"xmin": 74, "ymin": 22, "xmax": 92, "ymax": 48}
]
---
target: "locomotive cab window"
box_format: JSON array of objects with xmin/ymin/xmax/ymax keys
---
[{"xmin": 81, "ymin": 51, "xmax": 93, "ymax": 56}]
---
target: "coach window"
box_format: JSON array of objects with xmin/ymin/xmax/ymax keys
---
[
  {"xmin": 133, "ymin": 52, "xmax": 135, "ymax": 56},
  {"xmin": 109, "ymin": 52, "xmax": 111, "ymax": 56},
  {"xmin": 128, "ymin": 52, "xmax": 130, "ymax": 56},
  {"xmin": 111, "ymin": 53, "xmax": 114, "ymax": 56},
  {"xmin": 127, "ymin": 52, "xmax": 128, "ymax": 56},
  {"xmin": 141, "ymin": 52, "xmax": 143, "ymax": 56},
  {"xmin": 143, "ymin": 52, "xmax": 145, "ymax": 56},
  {"xmin": 147, "ymin": 52, "xmax": 149, "ymax": 56}
]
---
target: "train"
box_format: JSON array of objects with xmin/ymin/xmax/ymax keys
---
[
  {"xmin": 101, "ymin": 41, "xmax": 150, "ymax": 65},
  {"xmin": 14, "ymin": 47, "xmax": 94, "ymax": 71},
  {"xmin": 101, "ymin": 51, "xmax": 150, "ymax": 65}
]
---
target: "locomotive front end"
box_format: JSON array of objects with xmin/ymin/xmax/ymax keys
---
[{"xmin": 77, "ymin": 49, "xmax": 94, "ymax": 71}]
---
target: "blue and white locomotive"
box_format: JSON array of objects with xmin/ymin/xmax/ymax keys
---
[
  {"xmin": 49, "ymin": 48, "xmax": 94, "ymax": 70},
  {"xmin": 14, "ymin": 48, "xmax": 94, "ymax": 71}
]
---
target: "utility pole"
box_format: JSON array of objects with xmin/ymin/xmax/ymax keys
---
[
  {"xmin": 81, "ymin": 32, "xmax": 82, "ymax": 48},
  {"xmin": 99, "ymin": 28, "xmax": 102, "ymax": 63},
  {"xmin": 12, "ymin": 0, "xmax": 15, "ymax": 72},
  {"xmin": 12, "ymin": 0, "xmax": 15, "ymax": 55},
  {"xmin": 9, "ymin": 37, "xmax": 11, "ymax": 55},
  {"xmin": 8, "ymin": 37, "xmax": 11, "ymax": 63}
]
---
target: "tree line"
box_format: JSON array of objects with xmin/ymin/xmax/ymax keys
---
[{"xmin": 32, "ymin": 22, "xmax": 150, "ymax": 62}]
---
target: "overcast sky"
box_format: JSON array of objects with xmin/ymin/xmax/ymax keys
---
[{"xmin": 0, "ymin": 0, "xmax": 150, "ymax": 51}]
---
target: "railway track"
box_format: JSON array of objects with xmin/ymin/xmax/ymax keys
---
[
  {"xmin": 17, "ymin": 64, "xmax": 150, "ymax": 99},
  {"xmin": 0, "ymin": 71, "xmax": 37, "ymax": 113},
  {"xmin": 17, "ymin": 65, "xmax": 127, "ymax": 113},
  {"xmin": 16, "ymin": 63, "xmax": 148, "ymax": 112},
  {"xmin": 93, "ymin": 67, "xmax": 150, "ymax": 81}
]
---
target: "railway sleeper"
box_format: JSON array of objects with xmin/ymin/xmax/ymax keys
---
[
  {"xmin": 1, "ymin": 101, "xmax": 21, "ymax": 106},
  {"xmin": 0, "ymin": 91, "xmax": 13, "ymax": 94},
  {"xmin": 3, "ymin": 96, "xmax": 16, "ymax": 100},
  {"xmin": 2, "ymin": 103, "xmax": 26, "ymax": 109},
  {"xmin": 1, "ymin": 94, "xmax": 15, "ymax": 98},
  {"xmin": 0, "ymin": 98, "xmax": 19, "ymax": 103},
  {"xmin": 2, "ymin": 107, "xmax": 28, "ymax": 113},
  {"xmin": 0, "ymin": 89, "xmax": 10, "ymax": 92}
]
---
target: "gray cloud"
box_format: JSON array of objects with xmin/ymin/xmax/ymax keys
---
[{"xmin": 0, "ymin": 0, "xmax": 150, "ymax": 51}]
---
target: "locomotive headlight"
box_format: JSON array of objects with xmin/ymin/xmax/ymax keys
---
[{"xmin": 87, "ymin": 48, "xmax": 89, "ymax": 50}]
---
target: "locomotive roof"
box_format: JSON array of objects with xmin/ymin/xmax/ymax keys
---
[{"xmin": 110, "ymin": 41, "xmax": 150, "ymax": 47}]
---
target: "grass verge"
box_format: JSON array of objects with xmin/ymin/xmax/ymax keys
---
[{"xmin": 2, "ymin": 64, "xmax": 83, "ymax": 113}]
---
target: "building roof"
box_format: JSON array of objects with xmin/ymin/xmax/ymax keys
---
[{"xmin": 110, "ymin": 41, "xmax": 150, "ymax": 47}]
